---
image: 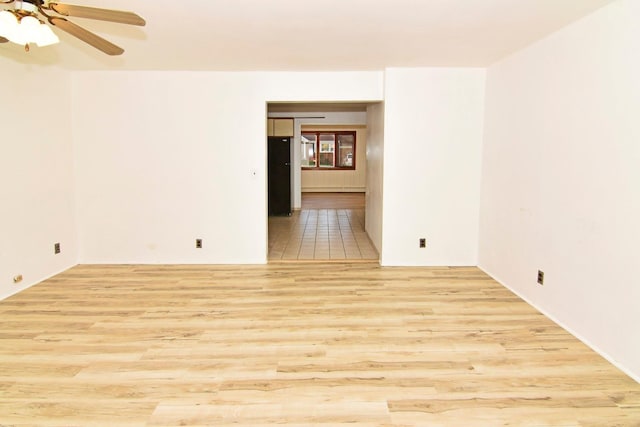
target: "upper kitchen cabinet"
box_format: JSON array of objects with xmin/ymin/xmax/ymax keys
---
[{"xmin": 267, "ymin": 118, "xmax": 294, "ymax": 137}]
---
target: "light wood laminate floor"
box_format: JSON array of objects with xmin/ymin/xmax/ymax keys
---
[
  {"xmin": 0, "ymin": 264, "xmax": 639, "ymax": 426},
  {"xmin": 269, "ymin": 193, "xmax": 378, "ymax": 261}
]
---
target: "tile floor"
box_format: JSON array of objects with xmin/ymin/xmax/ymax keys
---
[{"xmin": 268, "ymin": 194, "xmax": 379, "ymax": 261}]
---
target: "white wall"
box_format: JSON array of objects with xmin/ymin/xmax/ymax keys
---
[
  {"xmin": 381, "ymin": 68, "xmax": 486, "ymax": 266},
  {"xmin": 0, "ymin": 61, "xmax": 77, "ymax": 300},
  {"xmin": 479, "ymin": 0, "xmax": 640, "ymax": 381},
  {"xmin": 72, "ymin": 71, "xmax": 383, "ymax": 264},
  {"xmin": 365, "ymin": 103, "xmax": 385, "ymax": 254}
]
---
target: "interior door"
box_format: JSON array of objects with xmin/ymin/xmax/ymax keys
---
[{"xmin": 268, "ymin": 136, "xmax": 291, "ymax": 216}]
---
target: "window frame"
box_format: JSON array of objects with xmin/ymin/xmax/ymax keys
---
[{"xmin": 301, "ymin": 131, "xmax": 356, "ymax": 171}]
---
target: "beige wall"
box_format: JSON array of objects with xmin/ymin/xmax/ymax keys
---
[
  {"xmin": 382, "ymin": 68, "xmax": 485, "ymax": 266},
  {"xmin": 0, "ymin": 60, "xmax": 78, "ymax": 300},
  {"xmin": 73, "ymin": 72, "xmax": 383, "ymax": 265},
  {"xmin": 479, "ymin": 0, "xmax": 640, "ymax": 381},
  {"xmin": 365, "ymin": 103, "xmax": 384, "ymax": 254},
  {"xmin": 301, "ymin": 125, "xmax": 367, "ymax": 192}
]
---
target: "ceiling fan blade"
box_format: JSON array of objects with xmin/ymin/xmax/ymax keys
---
[
  {"xmin": 49, "ymin": 17, "xmax": 124, "ymax": 55},
  {"xmin": 0, "ymin": 36, "xmax": 8, "ymax": 43},
  {"xmin": 48, "ymin": 3, "xmax": 145, "ymax": 26}
]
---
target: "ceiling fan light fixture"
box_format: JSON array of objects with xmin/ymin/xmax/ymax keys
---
[
  {"xmin": 36, "ymin": 21, "xmax": 58, "ymax": 46},
  {"xmin": 0, "ymin": 10, "xmax": 18, "ymax": 38},
  {"xmin": 19, "ymin": 14, "xmax": 39, "ymax": 31},
  {"xmin": 0, "ymin": 10, "xmax": 59, "ymax": 48}
]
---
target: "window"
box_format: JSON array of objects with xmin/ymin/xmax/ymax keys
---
[
  {"xmin": 301, "ymin": 131, "xmax": 356, "ymax": 170},
  {"xmin": 301, "ymin": 134, "xmax": 317, "ymax": 167}
]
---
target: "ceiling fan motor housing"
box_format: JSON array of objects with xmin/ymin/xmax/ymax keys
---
[{"xmin": 15, "ymin": 1, "xmax": 39, "ymax": 13}]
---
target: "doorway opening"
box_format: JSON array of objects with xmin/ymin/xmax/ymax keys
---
[{"xmin": 266, "ymin": 101, "xmax": 382, "ymax": 262}]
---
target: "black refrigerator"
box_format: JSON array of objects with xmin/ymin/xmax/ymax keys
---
[{"xmin": 268, "ymin": 136, "xmax": 291, "ymax": 216}]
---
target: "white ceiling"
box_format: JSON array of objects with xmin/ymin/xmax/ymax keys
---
[{"xmin": 0, "ymin": 0, "xmax": 616, "ymax": 71}]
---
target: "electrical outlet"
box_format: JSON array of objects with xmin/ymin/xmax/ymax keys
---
[
  {"xmin": 196, "ymin": 239, "xmax": 203, "ymax": 249},
  {"xmin": 54, "ymin": 243, "xmax": 61, "ymax": 254},
  {"xmin": 419, "ymin": 238, "xmax": 426, "ymax": 248},
  {"xmin": 537, "ymin": 270, "xmax": 544, "ymax": 285},
  {"xmin": 13, "ymin": 275, "xmax": 23, "ymax": 284}
]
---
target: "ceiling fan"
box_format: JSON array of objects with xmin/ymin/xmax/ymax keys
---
[{"xmin": 0, "ymin": 0, "xmax": 145, "ymax": 55}]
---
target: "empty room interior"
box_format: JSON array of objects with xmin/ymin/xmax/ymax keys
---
[{"xmin": 1, "ymin": 0, "xmax": 639, "ymax": 425}]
